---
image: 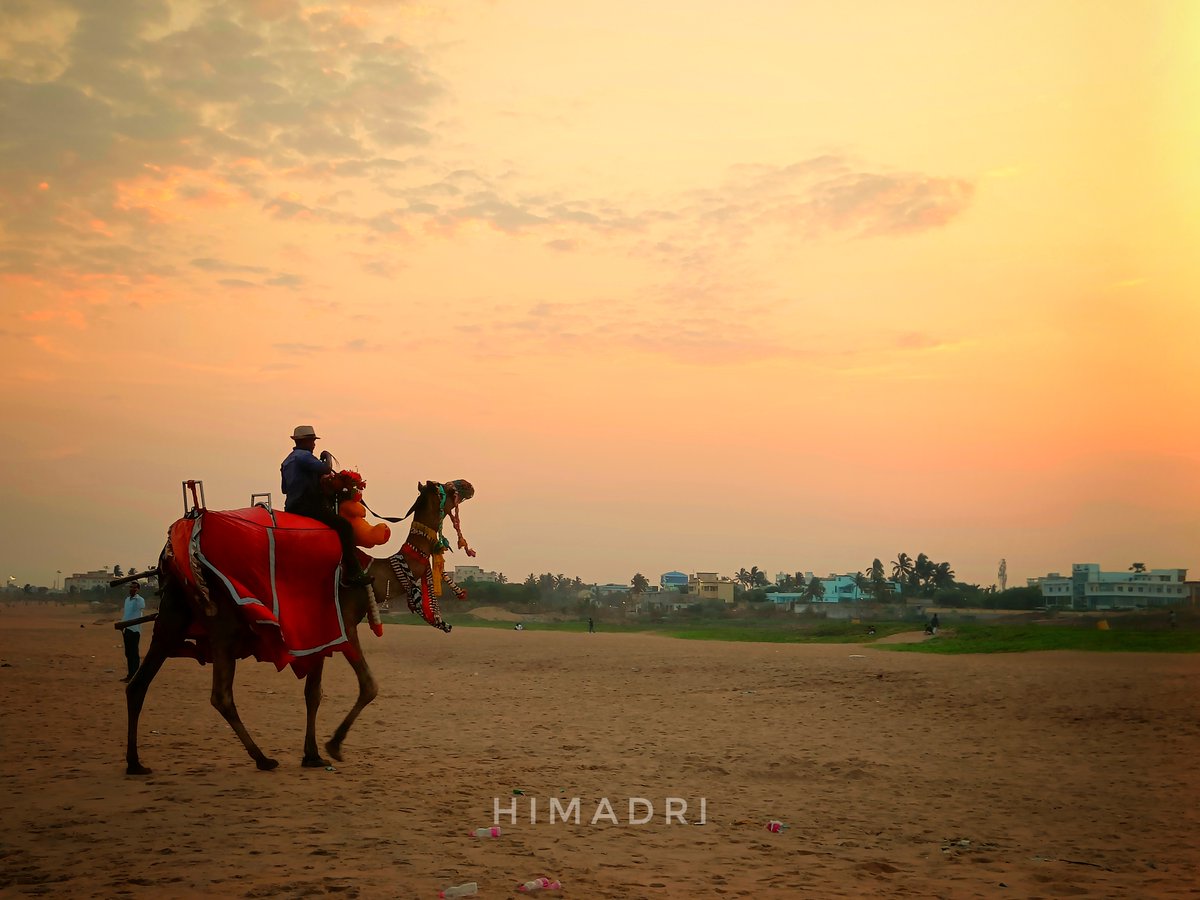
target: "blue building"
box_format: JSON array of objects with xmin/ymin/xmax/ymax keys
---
[{"xmin": 660, "ymin": 571, "xmax": 688, "ymax": 589}]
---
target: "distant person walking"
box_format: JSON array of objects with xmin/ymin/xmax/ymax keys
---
[
  {"xmin": 930, "ymin": 613, "xmax": 940, "ymax": 635},
  {"xmin": 121, "ymin": 583, "xmax": 146, "ymax": 682},
  {"xmin": 1168, "ymin": 609, "xmax": 1177, "ymax": 631},
  {"xmin": 588, "ymin": 617, "xmax": 595, "ymax": 634}
]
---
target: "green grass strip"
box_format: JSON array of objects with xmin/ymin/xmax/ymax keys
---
[{"xmin": 882, "ymin": 623, "xmax": 1200, "ymax": 654}]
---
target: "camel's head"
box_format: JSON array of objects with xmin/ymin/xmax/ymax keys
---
[{"xmin": 408, "ymin": 479, "xmax": 475, "ymax": 526}]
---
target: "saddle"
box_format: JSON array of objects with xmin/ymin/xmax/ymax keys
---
[{"xmin": 163, "ymin": 507, "xmax": 367, "ymax": 677}]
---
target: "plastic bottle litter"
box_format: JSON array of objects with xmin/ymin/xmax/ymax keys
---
[
  {"xmin": 766, "ymin": 820, "xmax": 787, "ymax": 833},
  {"xmin": 517, "ymin": 877, "xmax": 563, "ymax": 892},
  {"xmin": 471, "ymin": 826, "xmax": 501, "ymax": 838},
  {"xmin": 438, "ymin": 882, "xmax": 478, "ymax": 898}
]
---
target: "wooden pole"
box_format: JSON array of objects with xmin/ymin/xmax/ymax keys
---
[
  {"xmin": 109, "ymin": 568, "xmax": 159, "ymax": 588},
  {"xmin": 114, "ymin": 613, "xmax": 159, "ymax": 631}
]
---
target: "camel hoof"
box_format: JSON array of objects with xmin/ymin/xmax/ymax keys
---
[
  {"xmin": 324, "ymin": 741, "xmax": 343, "ymax": 763},
  {"xmin": 301, "ymin": 755, "xmax": 331, "ymax": 768},
  {"xmin": 257, "ymin": 757, "xmax": 280, "ymax": 771},
  {"xmin": 126, "ymin": 762, "xmax": 152, "ymax": 776}
]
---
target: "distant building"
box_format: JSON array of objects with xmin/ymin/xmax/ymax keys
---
[
  {"xmin": 63, "ymin": 569, "xmax": 115, "ymax": 592},
  {"xmin": 660, "ymin": 571, "xmax": 688, "ymax": 590},
  {"xmin": 643, "ymin": 593, "xmax": 693, "ymax": 612},
  {"xmin": 1030, "ymin": 564, "xmax": 1189, "ymax": 610},
  {"xmin": 816, "ymin": 574, "xmax": 864, "ymax": 603},
  {"xmin": 789, "ymin": 573, "xmax": 902, "ymax": 605},
  {"xmin": 689, "ymin": 572, "xmax": 736, "ymax": 604},
  {"xmin": 452, "ymin": 565, "xmax": 501, "ymax": 583},
  {"xmin": 596, "ymin": 583, "xmax": 633, "ymax": 596}
]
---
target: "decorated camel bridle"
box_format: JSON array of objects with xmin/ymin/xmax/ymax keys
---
[{"xmin": 367, "ymin": 481, "xmax": 475, "ymax": 634}]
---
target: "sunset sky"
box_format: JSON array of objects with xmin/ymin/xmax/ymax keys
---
[{"xmin": 2, "ymin": 0, "xmax": 1197, "ymax": 591}]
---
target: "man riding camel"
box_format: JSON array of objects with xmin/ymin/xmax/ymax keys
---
[{"xmin": 280, "ymin": 425, "xmax": 373, "ymax": 587}]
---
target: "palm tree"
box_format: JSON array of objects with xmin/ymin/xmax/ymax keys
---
[
  {"xmin": 853, "ymin": 571, "xmax": 870, "ymax": 598},
  {"xmin": 803, "ymin": 575, "xmax": 825, "ymax": 603},
  {"xmin": 868, "ymin": 559, "xmax": 886, "ymax": 584},
  {"xmin": 735, "ymin": 568, "xmax": 752, "ymax": 590},
  {"xmin": 891, "ymin": 553, "xmax": 913, "ymax": 584},
  {"xmin": 1129, "ymin": 562, "xmax": 1147, "ymax": 574},
  {"xmin": 630, "ymin": 573, "xmax": 650, "ymax": 594},
  {"xmin": 751, "ymin": 567, "xmax": 769, "ymax": 588},
  {"xmin": 932, "ymin": 561, "xmax": 956, "ymax": 590},
  {"xmin": 913, "ymin": 554, "xmax": 935, "ymax": 593},
  {"xmin": 497, "ymin": 573, "xmax": 508, "ymax": 584},
  {"xmin": 552, "ymin": 574, "xmax": 570, "ymax": 598}
]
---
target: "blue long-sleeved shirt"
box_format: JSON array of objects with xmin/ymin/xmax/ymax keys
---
[{"xmin": 280, "ymin": 448, "xmax": 328, "ymax": 512}]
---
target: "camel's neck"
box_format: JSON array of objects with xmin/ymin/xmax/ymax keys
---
[{"xmin": 362, "ymin": 520, "xmax": 439, "ymax": 594}]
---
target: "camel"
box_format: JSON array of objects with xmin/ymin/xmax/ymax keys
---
[{"xmin": 124, "ymin": 479, "xmax": 473, "ymax": 775}]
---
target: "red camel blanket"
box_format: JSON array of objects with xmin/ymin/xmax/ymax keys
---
[{"xmin": 166, "ymin": 507, "xmax": 371, "ymax": 678}]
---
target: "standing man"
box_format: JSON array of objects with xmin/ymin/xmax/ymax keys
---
[
  {"xmin": 121, "ymin": 583, "xmax": 145, "ymax": 683},
  {"xmin": 281, "ymin": 425, "xmax": 372, "ymax": 586},
  {"xmin": 588, "ymin": 616, "xmax": 595, "ymax": 634}
]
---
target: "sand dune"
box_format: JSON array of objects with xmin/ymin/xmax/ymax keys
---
[{"xmin": 1, "ymin": 605, "xmax": 1197, "ymax": 898}]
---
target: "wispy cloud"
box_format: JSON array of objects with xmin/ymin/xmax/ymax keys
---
[
  {"xmin": 0, "ymin": 0, "xmax": 444, "ymax": 290},
  {"xmin": 191, "ymin": 257, "xmax": 268, "ymax": 274},
  {"xmin": 0, "ymin": 1, "xmax": 976, "ymax": 365}
]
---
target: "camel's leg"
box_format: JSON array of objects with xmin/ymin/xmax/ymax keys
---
[
  {"xmin": 301, "ymin": 657, "xmax": 330, "ymax": 767},
  {"xmin": 210, "ymin": 643, "xmax": 278, "ymax": 771},
  {"xmin": 325, "ymin": 644, "xmax": 378, "ymax": 763},
  {"xmin": 126, "ymin": 597, "xmax": 189, "ymax": 776}
]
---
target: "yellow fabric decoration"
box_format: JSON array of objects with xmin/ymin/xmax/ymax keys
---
[{"xmin": 432, "ymin": 552, "xmax": 445, "ymax": 597}]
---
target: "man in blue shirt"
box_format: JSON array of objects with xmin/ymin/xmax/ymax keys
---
[
  {"xmin": 281, "ymin": 425, "xmax": 373, "ymax": 586},
  {"xmin": 121, "ymin": 583, "xmax": 146, "ymax": 682}
]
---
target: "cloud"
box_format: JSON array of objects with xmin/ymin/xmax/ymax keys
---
[
  {"xmin": 0, "ymin": 3, "xmax": 976, "ymax": 361},
  {"xmin": 801, "ymin": 171, "xmax": 974, "ymax": 237},
  {"xmin": 274, "ymin": 342, "xmax": 322, "ymax": 354},
  {"xmin": 895, "ymin": 332, "xmax": 941, "ymax": 350},
  {"xmin": 0, "ymin": 0, "xmax": 445, "ymax": 290},
  {"xmin": 191, "ymin": 257, "xmax": 268, "ymax": 274},
  {"xmin": 282, "ymin": 154, "xmax": 973, "ymax": 255}
]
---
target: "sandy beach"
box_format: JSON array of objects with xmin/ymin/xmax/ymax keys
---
[{"xmin": 1, "ymin": 604, "xmax": 1197, "ymax": 898}]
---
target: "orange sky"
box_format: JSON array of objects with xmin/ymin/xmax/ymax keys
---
[{"xmin": 1, "ymin": 0, "xmax": 1197, "ymax": 589}]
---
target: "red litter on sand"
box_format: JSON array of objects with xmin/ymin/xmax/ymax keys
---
[{"xmin": 766, "ymin": 820, "xmax": 787, "ymax": 833}]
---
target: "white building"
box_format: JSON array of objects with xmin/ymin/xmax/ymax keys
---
[
  {"xmin": 1030, "ymin": 564, "xmax": 1189, "ymax": 610},
  {"xmin": 764, "ymin": 573, "xmax": 901, "ymax": 607},
  {"xmin": 805, "ymin": 573, "xmax": 903, "ymax": 604},
  {"xmin": 595, "ymin": 583, "xmax": 633, "ymax": 596},
  {"xmin": 64, "ymin": 569, "xmax": 116, "ymax": 592},
  {"xmin": 452, "ymin": 565, "xmax": 502, "ymax": 583}
]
